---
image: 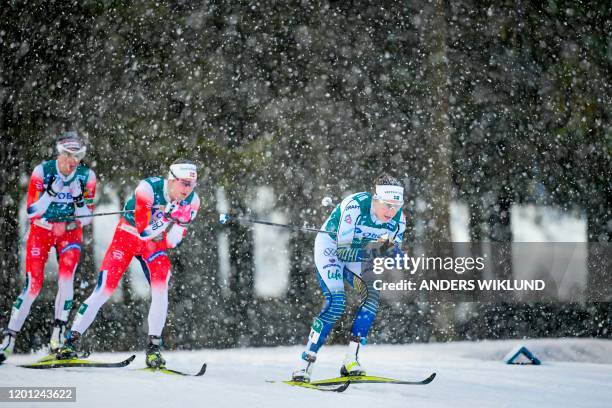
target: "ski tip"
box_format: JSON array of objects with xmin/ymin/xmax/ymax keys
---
[
  {"xmin": 141, "ymin": 361, "xmax": 206, "ymax": 376},
  {"xmin": 337, "ymin": 381, "xmax": 351, "ymax": 393},
  {"xmin": 422, "ymin": 372, "xmax": 436, "ymax": 384},
  {"xmin": 195, "ymin": 363, "xmax": 207, "ymax": 376},
  {"xmin": 127, "ymin": 355, "xmax": 137, "ymax": 363}
]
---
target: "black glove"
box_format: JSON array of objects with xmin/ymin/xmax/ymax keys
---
[
  {"xmin": 380, "ymin": 237, "xmax": 395, "ymax": 252},
  {"xmin": 364, "ymin": 239, "xmax": 395, "ymax": 259},
  {"xmin": 69, "ymin": 179, "xmax": 85, "ymax": 208},
  {"xmin": 46, "ymin": 175, "xmax": 64, "ymax": 197}
]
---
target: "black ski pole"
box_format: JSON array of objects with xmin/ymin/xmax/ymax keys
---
[
  {"xmin": 218, "ymin": 213, "xmax": 329, "ymax": 234},
  {"xmin": 217, "ymin": 196, "xmax": 338, "ymax": 234},
  {"xmin": 48, "ymin": 210, "xmax": 134, "ymax": 222}
]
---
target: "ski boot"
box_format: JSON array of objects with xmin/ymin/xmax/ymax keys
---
[
  {"xmin": 56, "ymin": 330, "xmax": 80, "ymax": 360},
  {"xmin": 0, "ymin": 329, "xmax": 17, "ymax": 364},
  {"xmin": 49, "ymin": 319, "xmax": 67, "ymax": 353},
  {"xmin": 145, "ymin": 336, "xmax": 166, "ymax": 368},
  {"xmin": 291, "ymin": 351, "xmax": 316, "ymax": 383},
  {"xmin": 340, "ymin": 336, "xmax": 367, "ymax": 377}
]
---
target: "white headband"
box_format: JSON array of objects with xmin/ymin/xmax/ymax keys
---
[
  {"xmin": 57, "ymin": 140, "xmax": 86, "ymax": 158},
  {"xmin": 169, "ymin": 163, "xmax": 197, "ymax": 181},
  {"xmin": 375, "ymin": 185, "xmax": 404, "ymax": 202}
]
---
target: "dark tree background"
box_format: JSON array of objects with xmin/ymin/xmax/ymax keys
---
[{"xmin": 0, "ymin": 0, "xmax": 609, "ymax": 352}]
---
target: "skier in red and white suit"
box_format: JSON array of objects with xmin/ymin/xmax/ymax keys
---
[
  {"xmin": 0, "ymin": 131, "xmax": 96, "ymax": 363},
  {"xmin": 57, "ymin": 159, "xmax": 199, "ymax": 368}
]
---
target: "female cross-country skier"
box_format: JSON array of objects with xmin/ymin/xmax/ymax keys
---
[{"xmin": 292, "ymin": 174, "xmax": 406, "ymax": 382}]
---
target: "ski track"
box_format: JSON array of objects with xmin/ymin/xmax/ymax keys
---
[{"xmin": 1, "ymin": 338, "xmax": 610, "ymax": 408}]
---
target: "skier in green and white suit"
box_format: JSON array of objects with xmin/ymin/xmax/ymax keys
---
[{"xmin": 292, "ymin": 174, "xmax": 406, "ymax": 382}]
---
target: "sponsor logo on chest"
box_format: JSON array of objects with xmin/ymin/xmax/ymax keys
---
[
  {"xmin": 52, "ymin": 188, "xmax": 76, "ymax": 202},
  {"xmin": 354, "ymin": 226, "xmax": 389, "ymax": 241}
]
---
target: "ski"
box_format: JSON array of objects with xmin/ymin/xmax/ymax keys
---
[
  {"xmin": 35, "ymin": 350, "xmax": 91, "ymax": 363},
  {"xmin": 19, "ymin": 354, "xmax": 136, "ymax": 369},
  {"xmin": 141, "ymin": 362, "xmax": 207, "ymax": 377},
  {"xmin": 271, "ymin": 380, "xmax": 350, "ymax": 393},
  {"xmin": 310, "ymin": 372, "xmax": 436, "ymax": 386},
  {"xmin": 36, "ymin": 354, "xmax": 59, "ymax": 363}
]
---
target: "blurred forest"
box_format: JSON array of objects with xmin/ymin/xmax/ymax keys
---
[{"xmin": 0, "ymin": 0, "xmax": 610, "ymax": 352}]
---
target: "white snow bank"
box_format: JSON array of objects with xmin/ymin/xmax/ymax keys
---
[{"xmin": 1, "ymin": 338, "xmax": 611, "ymax": 408}]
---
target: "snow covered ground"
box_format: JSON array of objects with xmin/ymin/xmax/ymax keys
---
[{"xmin": 1, "ymin": 338, "xmax": 610, "ymax": 408}]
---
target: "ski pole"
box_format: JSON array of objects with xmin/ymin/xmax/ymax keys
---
[
  {"xmin": 48, "ymin": 210, "xmax": 134, "ymax": 222},
  {"xmin": 218, "ymin": 213, "xmax": 329, "ymax": 234},
  {"xmin": 219, "ymin": 213, "xmax": 394, "ymax": 254},
  {"xmin": 218, "ymin": 196, "xmax": 337, "ymax": 234}
]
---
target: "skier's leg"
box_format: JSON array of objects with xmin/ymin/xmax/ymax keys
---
[
  {"xmin": 141, "ymin": 249, "xmax": 171, "ymax": 337},
  {"xmin": 70, "ymin": 226, "xmax": 136, "ymax": 336},
  {"xmin": 7, "ymin": 224, "xmax": 52, "ymax": 333},
  {"xmin": 57, "ymin": 228, "xmax": 136, "ymax": 359},
  {"xmin": 341, "ymin": 269, "xmax": 380, "ymax": 376},
  {"xmin": 139, "ymin": 245, "xmax": 171, "ymax": 368},
  {"xmin": 2, "ymin": 225, "xmax": 52, "ymax": 362},
  {"xmin": 304, "ymin": 270, "xmax": 346, "ymax": 354},
  {"xmin": 349, "ymin": 271, "xmax": 380, "ymax": 340},
  {"xmin": 50, "ymin": 227, "xmax": 82, "ymax": 350},
  {"xmin": 54, "ymin": 228, "xmax": 82, "ymax": 322},
  {"xmin": 293, "ymin": 235, "xmax": 345, "ymax": 381}
]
